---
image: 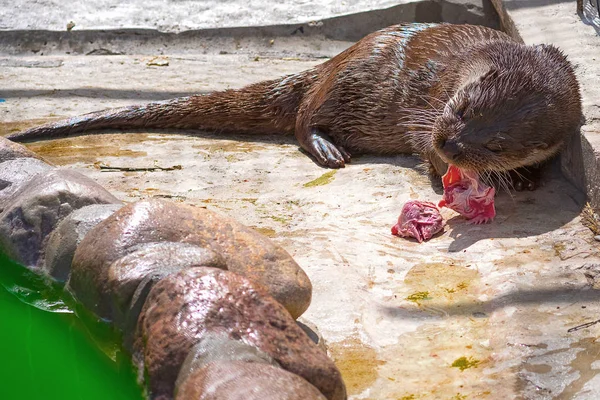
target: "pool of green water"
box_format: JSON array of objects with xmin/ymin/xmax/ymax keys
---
[{"xmin": 0, "ymin": 254, "xmax": 144, "ymax": 400}]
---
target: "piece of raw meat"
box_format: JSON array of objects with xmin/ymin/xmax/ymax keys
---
[
  {"xmin": 391, "ymin": 200, "xmax": 444, "ymax": 242},
  {"xmin": 438, "ymin": 165, "xmax": 496, "ymax": 224}
]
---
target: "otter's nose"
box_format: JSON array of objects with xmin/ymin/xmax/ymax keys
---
[{"xmin": 439, "ymin": 139, "xmax": 462, "ymax": 161}]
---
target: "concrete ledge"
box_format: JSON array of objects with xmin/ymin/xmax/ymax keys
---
[
  {"xmin": 0, "ymin": 0, "xmax": 498, "ymax": 34},
  {"xmin": 490, "ymin": 0, "xmax": 600, "ymax": 206},
  {"xmin": 0, "ymin": 0, "xmax": 499, "ymax": 57}
]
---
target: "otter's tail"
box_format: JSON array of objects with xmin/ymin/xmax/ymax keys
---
[{"xmin": 8, "ymin": 75, "xmax": 306, "ymax": 143}]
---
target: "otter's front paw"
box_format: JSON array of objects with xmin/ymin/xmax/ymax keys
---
[
  {"xmin": 510, "ymin": 167, "xmax": 541, "ymax": 191},
  {"xmin": 305, "ymin": 129, "xmax": 351, "ymax": 168}
]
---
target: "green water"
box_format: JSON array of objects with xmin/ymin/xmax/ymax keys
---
[{"xmin": 0, "ymin": 254, "xmax": 144, "ymax": 400}]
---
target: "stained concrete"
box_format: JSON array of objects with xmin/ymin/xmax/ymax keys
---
[{"xmin": 2, "ymin": 1, "xmax": 600, "ymax": 399}]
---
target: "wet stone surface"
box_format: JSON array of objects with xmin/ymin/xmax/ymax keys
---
[
  {"xmin": 0, "ymin": 168, "xmax": 120, "ymax": 269},
  {"xmin": 134, "ymin": 267, "xmax": 345, "ymax": 400},
  {"xmin": 0, "ymin": 136, "xmax": 44, "ymax": 163},
  {"xmin": 175, "ymin": 360, "xmax": 327, "ymax": 400},
  {"xmin": 69, "ymin": 199, "xmax": 312, "ymax": 320},
  {"xmin": 107, "ymin": 241, "xmax": 226, "ymax": 335},
  {"xmin": 0, "ymin": 158, "xmax": 54, "ymax": 213},
  {"xmin": 175, "ymin": 331, "xmax": 279, "ymax": 388},
  {"xmin": 42, "ymin": 203, "xmax": 123, "ymax": 283}
]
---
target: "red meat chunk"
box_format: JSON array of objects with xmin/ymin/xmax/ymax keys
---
[
  {"xmin": 391, "ymin": 200, "xmax": 444, "ymax": 242},
  {"xmin": 438, "ymin": 165, "xmax": 496, "ymax": 224}
]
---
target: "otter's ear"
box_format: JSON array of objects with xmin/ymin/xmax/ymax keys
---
[{"xmin": 460, "ymin": 66, "xmax": 499, "ymax": 88}]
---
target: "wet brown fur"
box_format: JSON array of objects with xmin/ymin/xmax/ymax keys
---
[{"xmin": 8, "ymin": 23, "xmax": 582, "ymax": 179}]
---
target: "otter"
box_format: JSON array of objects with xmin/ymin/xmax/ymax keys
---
[{"xmin": 7, "ymin": 23, "xmax": 582, "ymax": 185}]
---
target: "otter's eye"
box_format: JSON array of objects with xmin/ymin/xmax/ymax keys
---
[{"xmin": 485, "ymin": 142, "xmax": 503, "ymax": 153}]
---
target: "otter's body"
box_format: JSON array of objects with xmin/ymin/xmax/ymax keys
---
[{"xmin": 8, "ymin": 23, "xmax": 582, "ymax": 177}]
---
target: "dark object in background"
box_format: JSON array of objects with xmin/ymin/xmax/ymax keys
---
[{"xmin": 579, "ymin": 0, "xmax": 600, "ymax": 33}]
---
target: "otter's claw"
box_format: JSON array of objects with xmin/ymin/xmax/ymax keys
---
[
  {"xmin": 306, "ymin": 130, "xmax": 351, "ymax": 168},
  {"xmin": 510, "ymin": 167, "xmax": 540, "ymax": 192},
  {"xmin": 514, "ymin": 180, "xmax": 535, "ymax": 191}
]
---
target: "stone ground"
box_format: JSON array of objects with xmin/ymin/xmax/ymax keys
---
[{"xmin": 2, "ymin": 1, "xmax": 600, "ymax": 399}]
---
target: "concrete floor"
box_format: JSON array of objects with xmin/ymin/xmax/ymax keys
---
[{"xmin": 2, "ymin": 50, "xmax": 600, "ymax": 399}]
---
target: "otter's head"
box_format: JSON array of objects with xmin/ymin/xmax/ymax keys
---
[{"xmin": 432, "ymin": 44, "xmax": 582, "ymax": 172}]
